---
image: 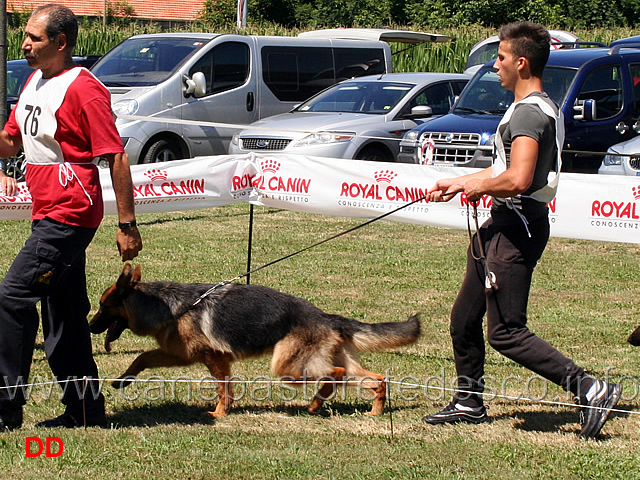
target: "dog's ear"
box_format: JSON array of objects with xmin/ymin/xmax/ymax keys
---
[
  {"xmin": 132, "ymin": 264, "xmax": 142, "ymax": 284},
  {"xmin": 117, "ymin": 263, "xmax": 141, "ymax": 290}
]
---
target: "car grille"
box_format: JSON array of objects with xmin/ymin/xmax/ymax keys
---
[
  {"xmin": 420, "ymin": 132, "xmax": 482, "ymax": 164},
  {"xmin": 241, "ymin": 138, "xmax": 291, "ymax": 151},
  {"xmin": 630, "ymin": 155, "xmax": 640, "ymax": 171}
]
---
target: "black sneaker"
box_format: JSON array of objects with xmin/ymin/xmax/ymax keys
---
[
  {"xmin": 36, "ymin": 411, "xmax": 107, "ymax": 429},
  {"xmin": 423, "ymin": 402, "xmax": 488, "ymax": 425},
  {"xmin": 0, "ymin": 405, "xmax": 23, "ymax": 430},
  {"xmin": 579, "ymin": 380, "xmax": 622, "ymax": 438}
]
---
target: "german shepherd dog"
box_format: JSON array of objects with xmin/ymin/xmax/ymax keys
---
[{"xmin": 89, "ymin": 264, "xmax": 421, "ymax": 417}]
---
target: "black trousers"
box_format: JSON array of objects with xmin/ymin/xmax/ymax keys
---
[
  {"xmin": 450, "ymin": 215, "xmax": 587, "ymax": 407},
  {"xmin": 0, "ymin": 218, "xmax": 103, "ymax": 414}
]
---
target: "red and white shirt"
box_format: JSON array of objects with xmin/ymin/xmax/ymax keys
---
[{"xmin": 5, "ymin": 67, "xmax": 124, "ymax": 228}]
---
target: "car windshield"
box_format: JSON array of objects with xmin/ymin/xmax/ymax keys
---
[
  {"xmin": 454, "ymin": 65, "xmax": 578, "ymax": 114},
  {"xmin": 464, "ymin": 41, "xmax": 498, "ymax": 72},
  {"xmin": 92, "ymin": 37, "xmax": 210, "ymax": 87},
  {"xmin": 296, "ymin": 81, "xmax": 414, "ymax": 114},
  {"xmin": 7, "ymin": 63, "xmax": 34, "ymax": 97}
]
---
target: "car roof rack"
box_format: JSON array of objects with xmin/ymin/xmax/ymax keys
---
[
  {"xmin": 552, "ymin": 41, "xmax": 608, "ymax": 49},
  {"xmin": 298, "ymin": 28, "xmax": 452, "ymax": 44}
]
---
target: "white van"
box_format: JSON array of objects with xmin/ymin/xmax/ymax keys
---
[{"xmin": 91, "ymin": 29, "xmax": 449, "ymax": 164}]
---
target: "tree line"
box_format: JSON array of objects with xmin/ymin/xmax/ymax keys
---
[{"xmin": 200, "ymin": 0, "xmax": 640, "ymax": 29}]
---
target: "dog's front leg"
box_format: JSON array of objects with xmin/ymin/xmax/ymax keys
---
[
  {"xmin": 203, "ymin": 352, "xmax": 233, "ymax": 417},
  {"xmin": 112, "ymin": 349, "xmax": 192, "ymax": 388}
]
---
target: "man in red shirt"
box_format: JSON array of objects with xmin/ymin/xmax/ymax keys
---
[{"xmin": 0, "ymin": 4, "xmax": 142, "ymax": 429}]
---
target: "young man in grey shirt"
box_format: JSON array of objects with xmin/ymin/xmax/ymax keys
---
[{"xmin": 424, "ymin": 21, "xmax": 621, "ymax": 438}]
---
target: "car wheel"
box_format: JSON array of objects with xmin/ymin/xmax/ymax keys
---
[
  {"xmin": 142, "ymin": 139, "xmax": 182, "ymax": 163},
  {"xmin": 356, "ymin": 146, "xmax": 392, "ymax": 162}
]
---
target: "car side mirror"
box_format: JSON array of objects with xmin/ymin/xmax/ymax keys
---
[
  {"xmin": 407, "ymin": 105, "xmax": 433, "ymax": 119},
  {"xmin": 183, "ymin": 72, "xmax": 206, "ymax": 98},
  {"xmin": 573, "ymin": 99, "xmax": 596, "ymax": 121}
]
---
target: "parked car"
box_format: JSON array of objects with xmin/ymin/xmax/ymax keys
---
[
  {"xmin": 90, "ymin": 29, "xmax": 448, "ymax": 164},
  {"xmin": 463, "ymin": 30, "xmax": 578, "ymax": 76},
  {"xmin": 598, "ymin": 136, "xmax": 640, "ymax": 175},
  {"xmin": 2, "ymin": 55, "xmax": 102, "ymax": 181},
  {"xmin": 6, "ymin": 55, "xmax": 101, "ymax": 112},
  {"xmin": 399, "ymin": 44, "xmax": 640, "ymax": 173},
  {"xmin": 228, "ymin": 72, "xmax": 469, "ymax": 162},
  {"xmin": 610, "ymin": 35, "xmax": 640, "ymax": 48}
]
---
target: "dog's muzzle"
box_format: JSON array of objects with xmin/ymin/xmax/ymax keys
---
[{"xmin": 89, "ymin": 311, "xmax": 128, "ymax": 352}]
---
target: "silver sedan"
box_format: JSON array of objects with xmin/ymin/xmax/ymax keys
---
[{"xmin": 229, "ymin": 72, "xmax": 469, "ymax": 163}]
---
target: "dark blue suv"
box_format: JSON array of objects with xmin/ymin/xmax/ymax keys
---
[{"xmin": 398, "ymin": 45, "xmax": 640, "ymax": 173}]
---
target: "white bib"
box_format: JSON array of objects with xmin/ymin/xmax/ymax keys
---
[
  {"xmin": 15, "ymin": 67, "xmax": 83, "ymax": 165},
  {"xmin": 493, "ymin": 95, "xmax": 564, "ymax": 204}
]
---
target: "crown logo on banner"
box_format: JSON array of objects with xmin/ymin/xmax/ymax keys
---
[
  {"xmin": 373, "ymin": 170, "xmax": 397, "ymax": 183},
  {"xmin": 261, "ymin": 159, "xmax": 281, "ymax": 174},
  {"xmin": 633, "ymin": 185, "xmax": 640, "ymax": 201},
  {"xmin": 144, "ymin": 169, "xmax": 168, "ymax": 181}
]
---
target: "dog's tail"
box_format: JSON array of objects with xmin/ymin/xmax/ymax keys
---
[{"xmin": 345, "ymin": 314, "xmax": 421, "ymax": 351}]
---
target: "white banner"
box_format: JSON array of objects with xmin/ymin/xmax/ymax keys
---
[{"xmin": 0, "ymin": 153, "xmax": 638, "ymax": 244}]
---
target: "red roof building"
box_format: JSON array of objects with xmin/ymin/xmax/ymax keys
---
[{"xmin": 7, "ymin": 0, "xmax": 204, "ymax": 22}]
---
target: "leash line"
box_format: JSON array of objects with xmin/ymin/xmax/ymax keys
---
[{"xmin": 193, "ymin": 195, "xmax": 428, "ymax": 306}]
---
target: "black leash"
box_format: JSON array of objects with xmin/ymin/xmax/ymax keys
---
[
  {"xmin": 466, "ymin": 201, "xmax": 498, "ymax": 290},
  {"xmin": 192, "ymin": 196, "xmax": 428, "ymax": 306}
]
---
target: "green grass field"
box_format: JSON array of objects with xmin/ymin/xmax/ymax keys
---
[{"xmin": 0, "ymin": 204, "xmax": 639, "ymax": 479}]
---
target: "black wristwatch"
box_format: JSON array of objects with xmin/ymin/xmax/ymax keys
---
[{"xmin": 118, "ymin": 220, "xmax": 137, "ymax": 230}]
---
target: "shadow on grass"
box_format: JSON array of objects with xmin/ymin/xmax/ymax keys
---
[
  {"xmin": 507, "ymin": 403, "xmax": 633, "ymax": 438},
  {"xmin": 106, "ymin": 399, "xmax": 417, "ymax": 427},
  {"xmin": 108, "ymin": 402, "xmax": 215, "ymax": 428}
]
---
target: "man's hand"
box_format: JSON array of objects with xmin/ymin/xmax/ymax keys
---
[
  {"xmin": 427, "ymin": 178, "xmax": 464, "ymax": 202},
  {"xmin": 463, "ymin": 178, "xmax": 485, "ymax": 203},
  {"xmin": 0, "ymin": 174, "xmax": 18, "ymax": 196},
  {"xmin": 428, "ymin": 167, "xmax": 493, "ymax": 203},
  {"xmin": 116, "ymin": 226, "xmax": 142, "ymax": 262}
]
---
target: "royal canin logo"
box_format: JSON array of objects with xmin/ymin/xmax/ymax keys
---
[
  {"xmin": 133, "ymin": 168, "xmax": 205, "ymax": 198},
  {"xmin": 373, "ymin": 170, "xmax": 397, "ymax": 183},
  {"xmin": 591, "ymin": 185, "xmax": 639, "ymax": 220},
  {"xmin": 261, "ymin": 159, "xmax": 281, "ymax": 174},
  {"xmin": 144, "ymin": 169, "xmax": 168, "ymax": 181},
  {"xmin": 340, "ymin": 169, "xmax": 427, "ymax": 203},
  {"xmin": 231, "ymin": 158, "xmax": 311, "ymax": 194}
]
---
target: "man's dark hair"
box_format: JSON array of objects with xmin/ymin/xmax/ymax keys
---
[
  {"xmin": 32, "ymin": 4, "xmax": 78, "ymax": 53},
  {"xmin": 498, "ymin": 21, "xmax": 550, "ymax": 78}
]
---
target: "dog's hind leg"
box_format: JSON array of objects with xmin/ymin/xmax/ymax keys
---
[
  {"xmin": 346, "ymin": 366, "xmax": 387, "ymax": 416},
  {"xmin": 113, "ymin": 349, "xmax": 193, "ymax": 388},
  {"xmin": 307, "ymin": 367, "xmax": 347, "ymax": 414},
  {"xmin": 202, "ymin": 352, "xmax": 234, "ymax": 418}
]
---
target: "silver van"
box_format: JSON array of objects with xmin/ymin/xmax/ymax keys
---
[{"xmin": 91, "ymin": 29, "xmax": 448, "ymax": 164}]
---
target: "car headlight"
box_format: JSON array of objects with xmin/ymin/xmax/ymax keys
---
[
  {"xmin": 295, "ymin": 132, "xmax": 354, "ymax": 147},
  {"xmin": 402, "ymin": 130, "xmax": 420, "ymax": 142},
  {"xmin": 112, "ymin": 99, "xmax": 139, "ymax": 116},
  {"xmin": 603, "ymin": 152, "xmax": 622, "ymax": 166},
  {"xmin": 483, "ymin": 133, "xmax": 496, "ymax": 146},
  {"xmin": 231, "ymin": 132, "xmax": 240, "ymax": 146}
]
